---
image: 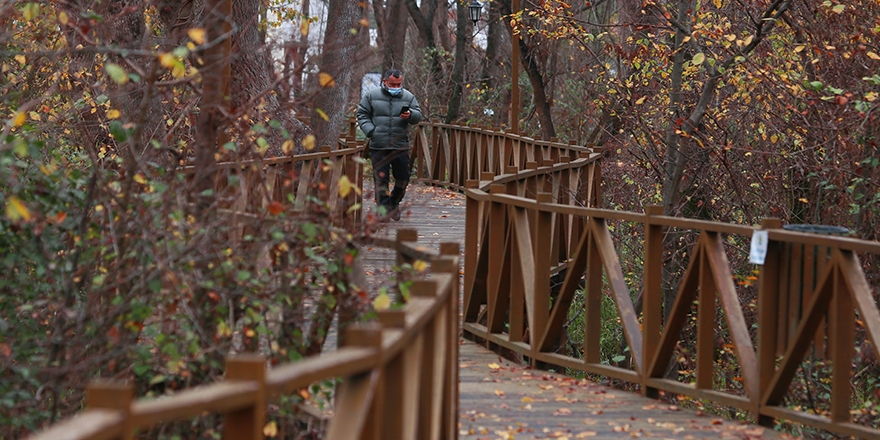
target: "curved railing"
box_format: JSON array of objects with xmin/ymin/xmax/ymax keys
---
[
  {"xmin": 453, "ymin": 129, "xmax": 880, "ymax": 437},
  {"xmin": 178, "ymin": 130, "xmax": 365, "ymax": 227},
  {"xmin": 27, "ymin": 230, "xmax": 460, "ymax": 440}
]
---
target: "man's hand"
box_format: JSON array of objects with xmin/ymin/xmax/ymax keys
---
[{"xmin": 400, "ymin": 110, "xmax": 411, "ymax": 120}]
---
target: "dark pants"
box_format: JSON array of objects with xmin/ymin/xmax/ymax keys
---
[{"xmin": 370, "ymin": 149, "xmax": 410, "ymax": 212}]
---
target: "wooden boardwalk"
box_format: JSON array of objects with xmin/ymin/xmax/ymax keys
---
[{"xmin": 363, "ymin": 185, "xmax": 794, "ymax": 440}]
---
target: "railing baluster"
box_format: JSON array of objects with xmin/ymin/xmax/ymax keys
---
[
  {"xmin": 86, "ymin": 381, "xmax": 133, "ymax": 440},
  {"xmin": 223, "ymin": 356, "xmax": 266, "ymax": 440}
]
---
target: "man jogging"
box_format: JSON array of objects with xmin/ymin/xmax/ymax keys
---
[{"xmin": 357, "ymin": 69, "xmax": 422, "ymax": 221}]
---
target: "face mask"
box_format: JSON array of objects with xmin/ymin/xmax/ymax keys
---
[{"xmin": 387, "ymin": 87, "xmax": 402, "ymax": 96}]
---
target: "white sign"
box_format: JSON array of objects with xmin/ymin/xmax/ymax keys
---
[
  {"xmin": 749, "ymin": 230, "xmax": 769, "ymax": 265},
  {"xmin": 361, "ymin": 72, "xmax": 382, "ymax": 99}
]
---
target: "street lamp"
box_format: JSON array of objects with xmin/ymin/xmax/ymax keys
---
[{"xmin": 468, "ymin": 0, "xmax": 482, "ymax": 25}]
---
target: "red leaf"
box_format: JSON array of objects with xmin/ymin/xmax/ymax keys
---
[{"xmin": 267, "ymin": 201, "xmax": 284, "ymax": 215}]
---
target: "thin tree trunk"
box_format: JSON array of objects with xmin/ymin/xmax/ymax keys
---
[
  {"xmin": 382, "ymin": 0, "xmax": 408, "ymax": 71},
  {"xmin": 311, "ymin": 0, "xmax": 365, "ymax": 149},
  {"xmin": 518, "ymin": 36, "xmax": 556, "ymax": 139},
  {"xmin": 445, "ymin": 0, "xmax": 468, "ymax": 123}
]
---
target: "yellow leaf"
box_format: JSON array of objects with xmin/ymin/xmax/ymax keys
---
[
  {"xmin": 300, "ymin": 20, "xmax": 310, "ymax": 37},
  {"xmin": 713, "ymin": 0, "xmax": 722, "ymax": 7},
  {"xmin": 216, "ymin": 321, "xmax": 232, "ymax": 338},
  {"xmin": 133, "ymin": 174, "xmax": 147, "ymax": 184},
  {"xmin": 831, "ymin": 4, "xmax": 845, "ymax": 13},
  {"xmin": 488, "ymin": 362, "xmax": 500, "ymax": 370},
  {"xmin": 302, "ymin": 134, "xmax": 316, "ymax": 151},
  {"xmin": 742, "ymin": 35, "xmax": 754, "ymax": 46},
  {"xmin": 172, "ymin": 63, "xmax": 186, "ymax": 79},
  {"xmin": 106, "ymin": 109, "xmax": 121, "ymax": 120},
  {"xmin": 794, "ymin": 44, "xmax": 806, "ymax": 53},
  {"xmin": 282, "ymin": 139, "xmax": 294, "ymax": 154},
  {"xmin": 798, "ymin": 198, "xmax": 809, "ymax": 203},
  {"xmin": 494, "ymin": 389, "xmax": 505, "ymax": 396},
  {"xmin": 14, "ymin": 55, "xmax": 26, "ymax": 65},
  {"xmin": 359, "ymin": 18, "xmax": 370, "ymax": 28},
  {"xmin": 6, "ymin": 197, "xmax": 32, "ymax": 222},
  {"xmin": 263, "ymin": 421, "xmax": 278, "ymax": 438},
  {"xmin": 22, "ymin": 3, "xmax": 39, "ymax": 21},
  {"xmin": 635, "ymin": 96, "xmax": 646, "ymax": 105},
  {"xmin": 318, "ymin": 72, "xmax": 336, "ymax": 88},
  {"xmin": 338, "ymin": 175, "xmax": 352, "ymax": 198},
  {"xmin": 12, "ymin": 112, "xmax": 26, "ymax": 127},
  {"xmin": 28, "ymin": 111, "xmax": 40, "ymax": 121},
  {"xmin": 692, "ymin": 53, "xmax": 705, "ymax": 65},
  {"xmin": 158, "ymin": 53, "xmax": 176, "ymax": 68},
  {"xmin": 188, "ymin": 28, "xmax": 206, "ymax": 45},
  {"xmin": 867, "ymin": 51, "xmax": 880, "ymax": 61},
  {"xmin": 373, "ymin": 292, "xmax": 391, "ymax": 311},
  {"xmin": 413, "ymin": 260, "xmax": 428, "ymax": 272},
  {"xmin": 58, "ymin": 11, "xmax": 68, "ymax": 25},
  {"xmin": 521, "ymin": 396, "xmax": 534, "ymax": 402},
  {"xmin": 315, "ymin": 108, "xmax": 329, "ymax": 122}
]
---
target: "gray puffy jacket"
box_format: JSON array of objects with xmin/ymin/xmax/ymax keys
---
[{"xmin": 357, "ymin": 86, "xmax": 422, "ymax": 150}]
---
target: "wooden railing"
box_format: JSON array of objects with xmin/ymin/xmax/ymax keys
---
[
  {"xmin": 27, "ymin": 230, "xmax": 460, "ymax": 440},
  {"xmin": 454, "ymin": 134, "xmax": 880, "ymax": 437},
  {"xmin": 179, "ymin": 131, "xmax": 365, "ymax": 227}
]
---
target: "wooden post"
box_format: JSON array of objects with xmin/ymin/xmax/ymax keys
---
[
  {"xmin": 642, "ymin": 205, "xmax": 664, "ymax": 398},
  {"xmin": 86, "ymin": 381, "xmax": 134, "ymax": 440},
  {"xmin": 438, "ymin": 243, "xmax": 461, "ymax": 440},
  {"xmin": 223, "ymin": 356, "xmax": 266, "ymax": 440},
  {"xmin": 531, "ymin": 193, "xmax": 553, "ymax": 367},
  {"xmin": 326, "ymin": 325, "xmax": 382, "ymax": 440},
  {"xmin": 756, "ymin": 218, "xmax": 781, "ymax": 425}
]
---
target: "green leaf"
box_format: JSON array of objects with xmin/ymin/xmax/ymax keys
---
[
  {"xmin": 105, "ymin": 63, "xmax": 128, "ymax": 84},
  {"xmin": 109, "ymin": 120, "xmax": 128, "ymax": 142},
  {"xmin": 612, "ymin": 355, "xmax": 626, "ymax": 363},
  {"xmin": 692, "ymin": 52, "xmax": 705, "ymax": 65},
  {"xmin": 133, "ymin": 364, "xmax": 150, "ymax": 376}
]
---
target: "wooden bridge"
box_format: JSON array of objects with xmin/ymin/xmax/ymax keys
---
[{"xmin": 27, "ymin": 121, "xmax": 880, "ymax": 440}]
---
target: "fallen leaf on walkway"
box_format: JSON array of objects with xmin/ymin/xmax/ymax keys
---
[
  {"xmin": 576, "ymin": 431, "xmax": 597, "ymax": 438},
  {"xmin": 494, "ymin": 389, "xmax": 505, "ymax": 396},
  {"xmin": 488, "ymin": 362, "xmax": 501, "ymax": 370}
]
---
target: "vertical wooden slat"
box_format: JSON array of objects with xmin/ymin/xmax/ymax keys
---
[
  {"xmin": 756, "ymin": 218, "xmax": 782, "ymax": 425},
  {"xmin": 223, "ymin": 356, "xmax": 266, "ymax": 440},
  {"xmin": 378, "ymin": 310, "xmax": 413, "ymax": 440},
  {"xmin": 696, "ymin": 238, "xmax": 716, "ymax": 390},
  {"xmin": 487, "ymin": 185, "xmax": 507, "ymax": 334},
  {"xmin": 829, "ymin": 261, "xmax": 853, "ymax": 423},
  {"xmin": 86, "ymin": 381, "xmax": 133, "ymax": 440},
  {"xmin": 584, "ymin": 228, "xmax": 602, "ymax": 364},
  {"xmin": 642, "ymin": 206, "xmax": 664, "ymax": 397},
  {"xmin": 530, "ymin": 194, "xmax": 553, "ymax": 364},
  {"xmin": 326, "ymin": 325, "xmax": 382, "ymax": 440}
]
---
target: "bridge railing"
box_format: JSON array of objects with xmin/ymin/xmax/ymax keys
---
[
  {"xmin": 27, "ymin": 230, "xmax": 460, "ymax": 440},
  {"xmin": 178, "ymin": 133, "xmax": 365, "ymax": 227},
  {"xmin": 461, "ymin": 157, "xmax": 880, "ymax": 438}
]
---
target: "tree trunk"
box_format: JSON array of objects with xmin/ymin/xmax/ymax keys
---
[
  {"xmin": 380, "ymin": 0, "xmax": 408, "ymax": 71},
  {"xmin": 445, "ymin": 0, "xmax": 468, "ymax": 123},
  {"xmin": 518, "ymin": 36, "xmax": 556, "ymax": 139},
  {"xmin": 481, "ymin": 0, "xmax": 509, "ymax": 126},
  {"xmin": 310, "ymin": 0, "xmax": 365, "ymax": 149},
  {"xmin": 229, "ymin": 0, "xmax": 311, "ymax": 155},
  {"xmin": 405, "ymin": 0, "xmax": 444, "ymax": 86}
]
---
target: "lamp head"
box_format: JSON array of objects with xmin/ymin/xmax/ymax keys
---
[{"xmin": 468, "ymin": 0, "xmax": 482, "ymax": 25}]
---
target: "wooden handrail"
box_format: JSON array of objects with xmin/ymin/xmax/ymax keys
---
[
  {"xmin": 434, "ymin": 122, "xmax": 880, "ymax": 439},
  {"xmin": 26, "ymin": 229, "xmax": 460, "ymax": 440}
]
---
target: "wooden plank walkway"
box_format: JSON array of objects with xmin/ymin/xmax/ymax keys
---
[{"xmin": 362, "ymin": 185, "xmax": 795, "ymax": 440}]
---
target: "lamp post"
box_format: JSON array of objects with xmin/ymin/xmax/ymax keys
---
[{"xmin": 468, "ymin": 0, "xmax": 482, "ymax": 25}]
